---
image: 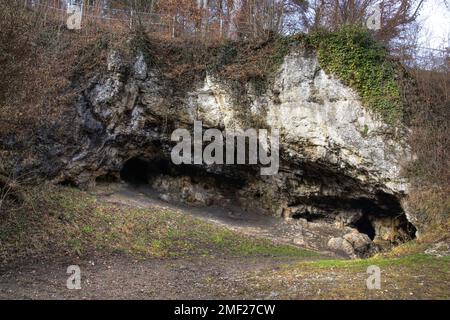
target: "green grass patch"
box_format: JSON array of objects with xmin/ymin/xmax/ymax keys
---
[{"xmin": 292, "ymin": 253, "xmax": 450, "ymax": 271}]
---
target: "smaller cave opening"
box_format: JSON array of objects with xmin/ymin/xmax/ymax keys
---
[
  {"xmin": 120, "ymin": 157, "xmax": 163, "ymax": 185},
  {"xmin": 292, "ymin": 210, "xmax": 329, "ymax": 222},
  {"xmin": 60, "ymin": 179, "xmax": 77, "ymax": 187},
  {"xmin": 288, "ymin": 195, "xmax": 416, "ymax": 244},
  {"xmin": 96, "ymin": 172, "xmax": 120, "ymax": 183},
  {"xmin": 351, "ymin": 215, "xmax": 376, "ymax": 240},
  {"xmin": 349, "ymin": 196, "xmax": 416, "ymax": 242},
  {"xmin": 119, "ymin": 157, "xmax": 245, "ymax": 191}
]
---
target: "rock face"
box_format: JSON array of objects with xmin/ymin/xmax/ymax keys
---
[
  {"xmin": 425, "ymin": 242, "xmax": 450, "ymax": 258},
  {"xmin": 3, "ymin": 45, "xmax": 417, "ymax": 258}
]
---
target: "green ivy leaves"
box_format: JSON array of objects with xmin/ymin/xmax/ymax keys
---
[{"xmin": 308, "ymin": 26, "xmax": 403, "ymax": 124}]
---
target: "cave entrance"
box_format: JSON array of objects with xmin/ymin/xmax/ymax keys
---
[
  {"xmin": 288, "ymin": 195, "xmax": 415, "ymax": 243},
  {"xmin": 120, "ymin": 157, "xmax": 171, "ymax": 185},
  {"xmin": 120, "ymin": 158, "xmax": 150, "ymax": 185},
  {"xmin": 120, "ymin": 156, "xmax": 247, "ymax": 187},
  {"xmin": 352, "ymin": 215, "xmax": 376, "ymax": 240}
]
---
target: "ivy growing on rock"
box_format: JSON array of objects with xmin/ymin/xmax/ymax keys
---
[{"xmin": 307, "ymin": 26, "xmax": 404, "ymax": 124}]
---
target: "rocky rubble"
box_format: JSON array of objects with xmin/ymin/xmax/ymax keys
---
[{"xmin": 328, "ymin": 231, "xmax": 375, "ymax": 259}]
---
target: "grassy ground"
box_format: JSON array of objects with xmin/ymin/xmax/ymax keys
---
[
  {"xmin": 212, "ymin": 254, "xmax": 450, "ymax": 300},
  {"xmin": 0, "ymin": 184, "xmax": 317, "ymax": 266},
  {"xmin": 0, "ymin": 184, "xmax": 448, "ymax": 300}
]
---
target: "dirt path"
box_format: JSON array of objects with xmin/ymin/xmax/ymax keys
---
[
  {"xmin": 2, "ymin": 249, "xmax": 447, "ymax": 300},
  {"xmin": 92, "ymin": 183, "xmax": 339, "ymax": 257},
  {"xmin": 0, "ymin": 255, "xmax": 305, "ymax": 300}
]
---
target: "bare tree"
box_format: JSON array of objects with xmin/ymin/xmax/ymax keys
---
[
  {"xmin": 228, "ymin": 0, "xmax": 242, "ymax": 39},
  {"xmin": 197, "ymin": 0, "xmax": 209, "ymax": 36},
  {"xmin": 294, "ymin": 0, "xmax": 425, "ymax": 44},
  {"xmin": 101, "ymin": 0, "xmax": 110, "ymax": 18}
]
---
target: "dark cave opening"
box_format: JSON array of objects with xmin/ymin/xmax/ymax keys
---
[
  {"xmin": 119, "ymin": 157, "xmax": 246, "ymax": 189},
  {"xmin": 349, "ymin": 196, "xmax": 416, "ymax": 241},
  {"xmin": 120, "ymin": 157, "xmax": 182, "ymax": 185},
  {"xmin": 289, "ymin": 195, "xmax": 416, "ymax": 242},
  {"xmin": 60, "ymin": 179, "xmax": 78, "ymax": 187},
  {"xmin": 352, "ymin": 214, "xmax": 376, "ymax": 240},
  {"xmin": 96, "ymin": 172, "xmax": 120, "ymax": 183},
  {"xmin": 291, "ymin": 210, "xmax": 329, "ymax": 222},
  {"xmin": 120, "ymin": 158, "xmax": 154, "ymax": 185}
]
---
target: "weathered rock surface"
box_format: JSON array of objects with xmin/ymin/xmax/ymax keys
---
[
  {"xmin": 1, "ymin": 45, "xmax": 418, "ymax": 258},
  {"xmin": 425, "ymin": 242, "xmax": 450, "ymax": 258},
  {"xmin": 343, "ymin": 231, "xmax": 375, "ymax": 258},
  {"xmin": 327, "ymin": 237, "xmax": 356, "ymax": 257}
]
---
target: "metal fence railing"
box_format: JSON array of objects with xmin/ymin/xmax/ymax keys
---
[{"xmin": 23, "ymin": 0, "xmax": 266, "ymax": 40}]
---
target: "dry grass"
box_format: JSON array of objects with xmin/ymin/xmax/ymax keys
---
[
  {"xmin": 403, "ymin": 68, "xmax": 450, "ymax": 187},
  {"xmin": 0, "ymin": 1, "xmax": 122, "ymax": 139},
  {"xmin": 407, "ymin": 187, "xmax": 450, "ymax": 233},
  {"xmin": 398, "ymin": 55, "xmax": 450, "ymax": 234}
]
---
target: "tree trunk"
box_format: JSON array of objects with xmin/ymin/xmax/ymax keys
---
[
  {"xmin": 228, "ymin": 0, "xmax": 242, "ymax": 40},
  {"xmin": 101, "ymin": 0, "xmax": 109, "ymax": 19},
  {"xmin": 197, "ymin": 0, "xmax": 209, "ymax": 37}
]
